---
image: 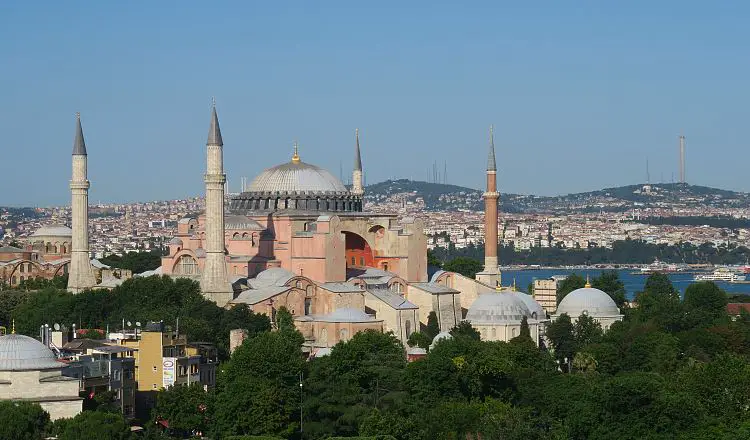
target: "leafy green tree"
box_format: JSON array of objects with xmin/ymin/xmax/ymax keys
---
[
  {"xmin": 442, "ymin": 257, "xmax": 483, "ymax": 279},
  {"xmin": 359, "ymin": 409, "xmax": 420, "ymax": 440},
  {"xmin": 556, "ymin": 274, "xmax": 585, "ymax": 303},
  {"xmin": 683, "ymin": 281, "xmax": 727, "ymax": 328},
  {"xmin": 58, "ymin": 411, "xmax": 131, "ymax": 440},
  {"xmin": 635, "ymin": 273, "xmax": 682, "ymax": 331},
  {"xmin": 592, "ymin": 270, "xmax": 627, "ymax": 308},
  {"xmin": 519, "ymin": 316, "xmax": 531, "ymax": 339},
  {"xmin": 545, "ymin": 314, "xmax": 576, "ymax": 370},
  {"xmin": 427, "ymin": 250, "xmax": 442, "ymax": 268},
  {"xmin": 0, "ymin": 401, "xmax": 50, "ymax": 440},
  {"xmin": 275, "ymin": 306, "xmax": 295, "ymax": 332},
  {"xmin": 424, "ymin": 311, "xmax": 440, "ymax": 341},
  {"xmin": 573, "ymin": 313, "xmax": 603, "ymax": 348},
  {"xmin": 99, "ymin": 250, "xmax": 162, "ymax": 274},
  {"xmin": 0, "ymin": 289, "xmax": 30, "ymax": 328},
  {"xmin": 153, "ymin": 383, "xmax": 211, "ymax": 437},
  {"xmin": 449, "ymin": 321, "xmax": 480, "ymax": 340},
  {"xmin": 406, "ymin": 331, "xmax": 431, "ymax": 350}
]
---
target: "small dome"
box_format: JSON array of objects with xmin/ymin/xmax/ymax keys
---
[
  {"xmin": 254, "ymin": 268, "xmax": 295, "ymax": 287},
  {"xmin": 314, "ymin": 347, "xmax": 332, "ymax": 357},
  {"xmin": 225, "ymin": 215, "xmax": 263, "ymax": 230},
  {"xmin": 407, "ymin": 346, "xmax": 427, "ymax": 355},
  {"xmin": 247, "ymin": 161, "xmax": 348, "ymax": 194},
  {"xmin": 556, "ymin": 287, "xmax": 620, "ymax": 318},
  {"xmin": 430, "ymin": 331, "xmax": 453, "ymax": 349},
  {"xmin": 194, "ymin": 248, "xmax": 206, "ymax": 258},
  {"xmin": 512, "ymin": 292, "xmax": 547, "ymax": 321},
  {"xmin": 168, "ymin": 237, "xmax": 183, "ymax": 245},
  {"xmin": 0, "ymin": 334, "xmax": 62, "ymax": 371},
  {"xmin": 319, "ymin": 308, "xmax": 377, "ymax": 323},
  {"xmin": 31, "ymin": 224, "xmax": 72, "ymax": 237},
  {"xmin": 466, "ymin": 292, "xmax": 531, "ymax": 325}
]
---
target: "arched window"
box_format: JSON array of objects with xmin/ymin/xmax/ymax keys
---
[
  {"xmin": 405, "ymin": 320, "xmax": 411, "ymax": 337},
  {"xmin": 339, "ymin": 328, "xmax": 348, "ymax": 341},
  {"xmin": 271, "ymin": 307, "xmax": 277, "ymax": 323},
  {"xmin": 304, "ymin": 298, "xmax": 312, "ymax": 316},
  {"xmin": 511, "ymin": 328, "xmax": 517, "ymax": 337},
  {"xmin": 174, "ymin": 255, "xmax": 199, "ymax": 275},
  {"xmin": 45, "ymin": 243, "xmax": 51, "ymax": 253},
  {"xmin": 19, "ymin": 264, "xmax": 24, "ymax": 273},
  {"xmin": 53, "ymin": 245, "xmax": 58, "ymax": 253},
  {"xmin": 382, "ymin": 262, "xmax": 389, "ymax": 271},
  {"xmin": 27, "ymin": 263, "xmax": 33, "ymax": 272},
  {"xmin": 233, "ymin": 233, "xmax": 240, "ymax": 239},
  {"xmin": 491, "ymin": 328, "xmax": 497, "ymax": 338},
  {"xmin": 11, "ymin": 276, "xmax": 16, "ymax": 285}
]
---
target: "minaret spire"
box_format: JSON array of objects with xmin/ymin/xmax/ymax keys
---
[
  {"xmin": 67, "ymin": 113, "xmax": 96, "ymax": 293},
  {"xmin": 475, "ymin": 124, "xmax": 501, "ymax": 287},
  {"xmin": 351, "ymin": 128, "xmax": 364, "ymax": 201},
  {"xmin": 200, "ymin": 100, "xmax": 233, "ymax": 305}
]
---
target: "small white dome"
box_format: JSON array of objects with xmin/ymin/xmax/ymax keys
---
[
  {"xmin": 555, "ymin": 287, "xmax": 620, "ymax": 318},
  {"xmin": 466, "ymin": 292, "xmax": 531, "ymax": 325},
  {"xmin": 0, "ymin": 334, "xmax": 62, "ymax": 371},
  {"xmin": 430, "ymin": 331, "xmax": 453, "ymax": 349}
]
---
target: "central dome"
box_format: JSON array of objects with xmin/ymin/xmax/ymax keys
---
[{"xmin": 248, "ymin": 160, "xmax": 348, "ymax": 194}]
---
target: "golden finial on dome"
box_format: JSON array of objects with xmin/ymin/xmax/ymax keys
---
[
  {"xmin": 11, "ymin": 319, "xmax": 15, "ymax": 334},
  {"xmin": 512, "ymin": 278, "xmax": 517, "ymax": 291},
  {"xmin": 291, "ymin": 141, "xmax": 300, "ymax": 163},
  {"xmin": 585, "ymin": 274, "xmax": 591, "ymax": 288}
]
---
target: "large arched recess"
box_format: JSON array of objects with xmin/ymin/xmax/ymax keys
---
[{"xmin": 343, "ymin": 231, "xmax": 374, "ymax": 268}]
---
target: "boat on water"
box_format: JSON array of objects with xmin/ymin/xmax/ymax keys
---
[
  {"xmin": 694, "ymin": 268, "xmax": 746, "ymax": 283},
  {"xmin": 640, "ymin": 259, "xmax": 681, "ymax": 274}
]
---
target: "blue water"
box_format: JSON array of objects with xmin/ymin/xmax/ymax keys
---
[{"xmin": 503, "ymin": 269, "xmax": 750, "ymax": 300}]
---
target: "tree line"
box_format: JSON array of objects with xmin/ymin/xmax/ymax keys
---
[{"xmin": 430, "ymin": 239, "xmax": 750, "ymax": 265}]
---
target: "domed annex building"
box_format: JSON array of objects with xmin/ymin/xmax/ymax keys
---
[
  {"xmin": 465, "ymin": 289, "xmax": 549, "ymax": 345},
  {"xmin": 0, "ymin": 331, "xmax": 82, "ymax": 420},
  {"xmin": 552, "ymin": 281, "xmax": 623, "ymax": 330},
  {"xmin": 0, "ymin": 225, "xmax": 73, "ymax": 288}
]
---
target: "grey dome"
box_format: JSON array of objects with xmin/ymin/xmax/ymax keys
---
[
  {"xmin": 168, "ymin": 237, "xmax": 183, "ymax": 245},
  {"xmin": 31, "ymin": 225, "xmax": 72, "ymax": 237},
  {"xmin": 318, "ymin": 308, "xmax": 377, "ymax": 323},
  {"xmin": 466, "ymin": 292, "xmax": 531, "ymax": 325},
  {"xmin": 512, "ymin": 292, "xmax": 547, "ymax": 321},
  {"xmin": 248, "ymin": 161, "xmax": 348, "ymax": 194},
  {"xmin": 556, "ymin": 287, "xmax": 620, "ymax": 318},
  {"xmin": 0, "ymin": 334, "xmax": 62, "ymax": 371},
  {"xmin": 430, "ymin": 331, "xmax": 453, "ymax": 349}
]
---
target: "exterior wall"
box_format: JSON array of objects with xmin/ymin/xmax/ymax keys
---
[
  {"xmin": 432, "ymin": 293, "xmax": 462, "ymax": 331},
  {"xmin": 0, "ymin": 370, "xmax": 81, "ymax": 421},
  {"xmin": 405, "ymin": 285, "xmax": 434, "ymax": 329},
  {"xmin": 533, "ymin": 279, "xmax": 558, "ymax": 314},
  {"xmin": 439, "ymin": 272, "xmax": 493, "ymax": 317},
  {"xmin": 296, "ymin": 320, "xmax": 383, "ymax": 348},
  {"xmin": 473, "ymin": 322, "xmax": 540, "ymax": 346}
]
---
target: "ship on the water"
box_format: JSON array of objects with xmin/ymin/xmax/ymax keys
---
[
  {"xmin": 694, "ymin": 268, "xmax": 746, "ymax": 283},
  {"xmin": 640, "ymin": 259, "xmax": 682, "ymax": 274}
]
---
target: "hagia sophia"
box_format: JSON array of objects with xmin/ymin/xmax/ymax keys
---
[{"xmin": 1, "ymin": 106, "xmax": 624, "ymax": 354}]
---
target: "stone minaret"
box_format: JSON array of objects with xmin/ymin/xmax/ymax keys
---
[
  {"xmin": 352, "ymin": 128, "xmax": 364, "ymax": 196},
  {"xmin": 475, "ymin": 125, "xmax": 501, "ymax": 287},
  {"xmin": 67, "ymin": 113, "xmax": 96, "ymax": 293},
  {"xmin": 199, "ymin": 102, "xmax": 233, "ymax": 305}
]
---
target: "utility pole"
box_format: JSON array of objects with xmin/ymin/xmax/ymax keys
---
[
  {"xmin": 679, "ymin": 133, "xmax": 686, "ymax": 184},
  {"xmin": 299, "ymin": 371, "xmax": 303, "ymax": 434}
]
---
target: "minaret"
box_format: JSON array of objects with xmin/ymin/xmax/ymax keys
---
[
  {"xmin": 67, "ymin": 113, "xmax": 96, "ymax": 293},
  {"xmin": 475, "ymin": 125, "xmax": 501, "ymax": 287},
  {"xmin": 352, "ymin": 128, "xmax": 364, "ymax": 196},
  {"xmin": 199, "ymin": 101, "xmax": 233, "ymax": 305}
]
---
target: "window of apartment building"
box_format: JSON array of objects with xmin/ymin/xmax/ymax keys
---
[{"xmin": 113, "ymin": 369, "xmax": 121, "ymax": 380}]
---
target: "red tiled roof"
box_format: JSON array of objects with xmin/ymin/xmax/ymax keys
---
[{"xmin": 726, "ymin": 303, "xmax": 750, "ymax": 315}]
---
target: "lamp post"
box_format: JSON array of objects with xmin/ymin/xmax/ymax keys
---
[{"xmin": 299, "ymin": 370, "xmax": 303, "ymax": 435}]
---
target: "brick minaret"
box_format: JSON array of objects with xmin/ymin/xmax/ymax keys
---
[
  {"xmin": 67, "ymin": 113, "xmax": 96, "ymax": 293},
  {"xmin": 475, "ymin": 125, "xmax": 501, "ymax": 287},
  {"xmin": 199, "ymin": 101, "xmax": 233, "ymax": 305}
]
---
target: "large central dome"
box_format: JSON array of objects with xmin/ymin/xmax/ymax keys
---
[{"xmin": 248, "ymin": 160, "xmax": 348, "ymax": 193}]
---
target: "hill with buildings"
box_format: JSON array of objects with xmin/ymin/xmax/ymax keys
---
[{"xmin": 364, "ymin": 180, "xmax": 750, "ymax": 213}]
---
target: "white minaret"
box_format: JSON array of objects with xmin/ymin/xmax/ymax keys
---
[
  {"xmin": 199, "ymin": 101, "xmax": 233, "ymax": 305},
  {"xmin": 67, "ymin": 113, "xmax": 96, "ymax": 293},
  {"xmin": 352, "ymin": 128, "xmax": 364, "ymax": 196}
]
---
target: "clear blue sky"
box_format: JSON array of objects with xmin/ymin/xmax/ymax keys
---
[{"xmin": 1, "ymin": 1, "xmax": 748, "ymax": 206}]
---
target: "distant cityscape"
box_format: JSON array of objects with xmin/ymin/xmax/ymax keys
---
[{"xmin": 3, "ymin": 180, "xmax": 749, "ymax": 262}]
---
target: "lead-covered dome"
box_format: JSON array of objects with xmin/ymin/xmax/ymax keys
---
[
  {"xmin": 248, "ymin": 161, "xmax": 348, "ymax": 193},
  {"xmin": 555, "ymin": 287, "xmax": 620, "ymax": 318},
  {"xmin": 0, "ymin": 334, "xmax": 62, "ymax": 371},
  {"xmin": 466, "ymin": 292, "xmax": 532, "ymax": 324},
  {"xmin": 31, "ymin": 225, "xmax": 72, "ymax": 238}
]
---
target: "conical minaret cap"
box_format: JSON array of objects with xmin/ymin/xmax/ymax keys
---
[
  {"xmin": 207, "ymin": 101, "xmax": 223, "ymax": 146},
  {"xmin": 487, "ymin": 124, "xmax": 496, "ymax": 171},
  {"xmin": 72, "ymin": 113, "xmax": 87, "ymax": 155},
  {"xmin": 354, "ymin": 128, "xmax": 362, "ymax": 171}
]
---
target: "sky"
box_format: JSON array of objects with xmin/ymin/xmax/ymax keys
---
[{"xmin": 1, "ymin": 1, "xmax": 748, "ymax": 206}]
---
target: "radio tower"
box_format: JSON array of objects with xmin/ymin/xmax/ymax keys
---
[{"xmin": 679, "ymin": 133, "xmax": 686, "ymax": 184}]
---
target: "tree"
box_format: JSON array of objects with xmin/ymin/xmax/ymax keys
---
[
  {"xmin": 424, "ymin": 311, "xmax": 440, "ymax": 341},
  {"xmin": 635, "ymin": 273, "xmax": 682, "ymax": 331},
  {"xmin": 57, "ymin": 411, "xmax": 131, "ymax": 440},
  {"xmin": 592, "ymin": 270, "xmax": 627, "ymax": 308},
  {"xmin": 450, "ymin": 321, "xmax": 481, "ymax": 340},
  {"xmin": 545, "ymin": 314, "xmax": 576, "ymax": 370},
  {"xmin": 442, "ymin": 257, "xmax": 483, "ymax": 279},
  {"xmin": 406, "ymin": 331, "xmax": 431, "ymax": 350},
  {"xmin": 0, "ymin": 401, "xmax": 50, "ymax": 440},
  {"xmin": 275, "ymin": 306, "xmax": 295, "ymax": 332},
  {"xmin": 557, "ymin": 274, "xmax": 586, "ymax": 303},
  {"xmin": 683, "ymin": 281, "xmax": 727, "ymax": 328},
  {"xmin": 427, "ymin": 250, "xmax": 442, "ymax": 268},
  {"xmin": 153, "ymin": 383, "xmax": 211, "ymax": 437},
  {"xmin": 573, "ymin": 313, "xmax": 603, "ymax": 348},
  {"xmin": 519, "ymin": 316, "xmax": 531, "ymax": 339}
]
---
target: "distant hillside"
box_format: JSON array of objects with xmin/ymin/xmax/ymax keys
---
[{"xmin": 364, "ymin": 179, "xmax": 750, "ymax": 213}]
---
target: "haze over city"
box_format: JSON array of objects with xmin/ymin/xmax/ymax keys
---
[{"xmin": 1, "ymin": 1, "xmax": 748, "ymax": 206}]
